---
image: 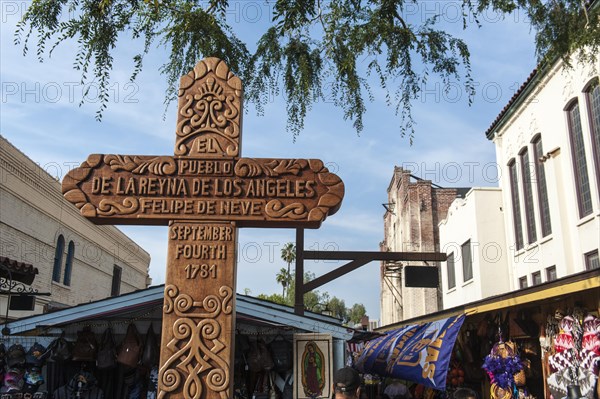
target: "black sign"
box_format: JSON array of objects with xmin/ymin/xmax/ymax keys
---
[
  {"xmin": 404, "ymin": 266, "xmax": 439, "ymax": 288},
  {"xmin": 9, "ymin": 295, "xmax": 35, "ymax": 311}
]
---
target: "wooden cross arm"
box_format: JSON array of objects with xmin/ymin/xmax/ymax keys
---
[{"xmin": 62, "ymin": 154, "xmax": 344, "ymax": 228}]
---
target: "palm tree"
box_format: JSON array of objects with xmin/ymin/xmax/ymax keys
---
[
  {"xmin": 280, "ymin": 242, "xmax": 296, "ymax": 298},
  {"xmin": 275, "ymin": 267, "xmax": 289, "ymax": 297}
]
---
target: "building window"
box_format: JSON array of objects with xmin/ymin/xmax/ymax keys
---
[
  {"xmin": 111, "ymin": 265, "xmax": 122, "ymax": 297},
  {"xmin": 586, "ymin": 80, "xmax": 600, "ymax": 195},
  {"xmin": 585, "ymin": 250, "xmax": 599, "ymax": 270},
  {"xmin": 447, "ymin": 253, "xmax": 456, "ymax": 290},
  {"xmin": 532, "ymin": 271, "xmax": 542, "ymax": 286},
  {"xmin": 461, "ymin": 240, "xmax": 473, "ymax": 282},
  {"xmin": 52, "ymin": 234, "xmax": 65, "ymax": 282},
  {"xmin": 63, "ymin": 241, "xmax": 75, "ymax": 286},
  {"xmin": 520, "ymin": 148, "xmax": 537, "ymax": 244},
  {"xmin": 546, "ymin": 266, "xmax": 557, "ymax": 281},
  {"xmin": 532, "ymin": 135, "xmax": 552, "ymax": 237},
  {"xmin": 519, "ymin": 277, "xmax": 528, "ymax": 289},
  {"xmin": 508, "ymin": 160, "xmax": 524, "ymax": 250},
  {"xmin": 566, "ymin": 100, "xmax": 593, "ymax": 217}
]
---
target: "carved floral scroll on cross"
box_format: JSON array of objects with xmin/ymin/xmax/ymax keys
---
[
  {"xmin": 233, "ymin": 159, "xmax": 344, "ymax": 221},
  {"xmin": 62, "ymin": 154, "xmax": 176, "ymax": 218},
  {"xmin": 105, "ymin": 155, "xmax": 177, "ymax": 175},
  {"xmin": 175, "ymin": 58, "xmax": 242, "ymax": 158},
  {"xmin": 159, "ymin": 285, "xmax": 233, "ymax": 399}
]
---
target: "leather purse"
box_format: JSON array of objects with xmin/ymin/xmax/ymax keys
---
[
  {"xmin": 71, "ymin": 327, "xmax": 97, "ymax": 362},
  {"xmin": 247, "ymin": 341, "xmax": 262, "ymax": 373},
  {"xmin": 96, "ymin": 327, "xmax": 117, "ymax": 369},
  {"xmin": 268, "ymin": 372, "xmax": 280, "ymax": 399},
  {"xmin": 117, "ymin": 323, "xmax": 142, "ymax": 368},
  {"xmin": 46, "ymin": 333, "xmax": 72, "ymax": 362},
  {"xmin": 269, "ymin": 335, "xmax": 292, "ymax": 372},
  {"xmin": 141, "ymin": 324, "xmax": 159, "ymax": 367},
  {"xmin": 257, "ymin": 339, "xmax": 274, "ymax": 371}
]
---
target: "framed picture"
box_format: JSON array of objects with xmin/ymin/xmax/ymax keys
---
[{"xmin": 293, "ymin": 334, "xmax": 333, "ymax": 399}]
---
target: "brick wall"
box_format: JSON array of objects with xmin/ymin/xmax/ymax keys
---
[{"xmin": 381, "ymin": 167, "xmax": 463, "ymax": 324}]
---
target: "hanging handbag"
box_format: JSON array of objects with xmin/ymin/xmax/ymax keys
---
[
  {"xmin": 46, "ymin": 333, "xmax": 72, "ymax": 362},
  {"xmin": 236, "ymin": 335, "xmax": 251, "ymax": 370},
  {"xmin": 268, "ymin": 335, "xmax": 292, "ymax": 372},
  {"xmin": 71, "ymin": 326, "xmax": 98, "ymax": 362},
  {"xmin": 141, "ymin": 324, "xmax": 159, "ymax": 368},
  {"xmin": 512, "ymin": 310, "xmax": 540, "ymax": 338},
  {"xmin": 247, "ymin": 341, "xmax": 263, "ymax": 373},
  {"xmin": 257, "ymin": 339, "xmax": 274, "ymax": 371},
  {"xmin": 477, "ymin": 315, "xmax": 491, "ymax": 338},
  {"xmin": 117, "ymin": 323, "xmax": 143, "ymax": 368},
  {"xmin": 96, "ymin": 327, "xmax": 117, "ymax": 369}
]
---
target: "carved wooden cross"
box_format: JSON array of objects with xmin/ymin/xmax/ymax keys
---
[{"xmin": 62, "ymin": 58, "xmax": 344, "ymax": 399}]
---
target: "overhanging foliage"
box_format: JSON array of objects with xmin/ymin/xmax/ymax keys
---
[{"xmin": 14, "ymin": 0, "xmax": 600, "ymax": 141}]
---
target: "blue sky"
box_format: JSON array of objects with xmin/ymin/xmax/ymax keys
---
[{"xmin": 0, "ymin": 1, "xmax": 537, "ymax": 322}]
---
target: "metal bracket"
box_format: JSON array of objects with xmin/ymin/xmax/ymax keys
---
[
  {"xmin": 293, "ymin": 228, "xmax": 447, "ymax": 316},
  {"xmin": 0, "ymin": 266, "xmax": 47, "ymax": 336}
]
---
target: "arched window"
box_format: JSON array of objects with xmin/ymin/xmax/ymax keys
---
[
  {"xmin": 584, "ymin": 79, "xmax": 600, "ymax": 196},
  {"xmin": 446, "ymin": 252, "xmax": 456, "ymax": 290},
  {"xmin": 531, "ymin": 134, "xmax": 552, "ymax": 237},
  {"xmin": 519, "ymin": 146, "xmax": 537, "ymax": 244},
  {"xmin": 508, "ymin": 159, "xmax": 524, "ymax": 250},
  {"xmin": 63, "ymin": 241, "xmax": 75, "ymax": 286},
  {"xmin": 52, "ymin": 235, "xmax": 65, "ymax": 282},
  {"xmin": 565, "ymin": 99, "xmax": 592, "ymax": 217}
]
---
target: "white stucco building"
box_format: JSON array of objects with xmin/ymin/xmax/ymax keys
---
[
  {"xmin": 487, "ymin": 57, "xmax": 599, "ymax": 288},
  {"xmin": 0, "ymin": 135, "xmax": 151, "ymax": 319},
  {"xmin": 439, "ymin": 188, "xmax": 509, "ymax": 308},
  {"xmin": 439, "ymin": 54, "xmax": 599, "ymax": 308}
]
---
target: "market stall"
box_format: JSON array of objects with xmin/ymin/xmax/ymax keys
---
[
  {"xmin": 0, "ymin": 285, "xmax": 354, "ymax": 399},
  {"xmin": 367, "ymin": 269, "xmax": 599, "ymax": 399}
]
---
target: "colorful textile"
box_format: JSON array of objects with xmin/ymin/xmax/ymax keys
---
[{"xmin": 355, "ymin": 314, "xmax": 466, "ymax": 390}]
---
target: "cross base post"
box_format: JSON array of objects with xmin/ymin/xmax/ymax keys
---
[{"xmin": 159, "ymin": 221, "xmax": 237, "ymax": 399}]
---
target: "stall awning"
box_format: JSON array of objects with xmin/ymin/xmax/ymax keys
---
[
  {"xmin": 377, "ymin": 268, "xmax": 599, "ymax": 332},
  {"xmin": 0, "ymin": 256, "xmax": 39, "ymax": 285},
  {"xmin": 5, "ymin": 285, "xmax": 354, "ymax": 340},
  {"xmin": 355, "ymin": 313, "xmax": 465, "ymax": 391}
]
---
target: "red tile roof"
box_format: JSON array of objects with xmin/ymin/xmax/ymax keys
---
[{"xmin": 484, "ymin": 68, "xmax": 539, "ymax": 139}]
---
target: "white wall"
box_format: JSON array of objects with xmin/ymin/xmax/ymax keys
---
[
  {"xmin": 440, "ymin": 188, "xmax": 509, "ymax": 308},
  {"xmin": 490, "ymin": 57, "xmax": 600, "ymax": 289}
]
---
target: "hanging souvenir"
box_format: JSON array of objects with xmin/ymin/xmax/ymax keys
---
[
  {"xmin": 546, "ymin": 310, "xmax": 600, "ymax": 399},
  {"xmin": 482, "ymin": 338, "xmax": 529, "ymax": 399}
]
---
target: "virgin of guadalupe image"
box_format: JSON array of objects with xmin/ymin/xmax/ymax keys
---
[{"xmin": 301, "ymin": 341, "xmax": 326, "ymax": 398}]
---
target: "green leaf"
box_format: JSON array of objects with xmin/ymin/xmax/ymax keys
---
[{"xmin": 14, "ymin": 0, "xmax": 599, "ymax": 140}]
